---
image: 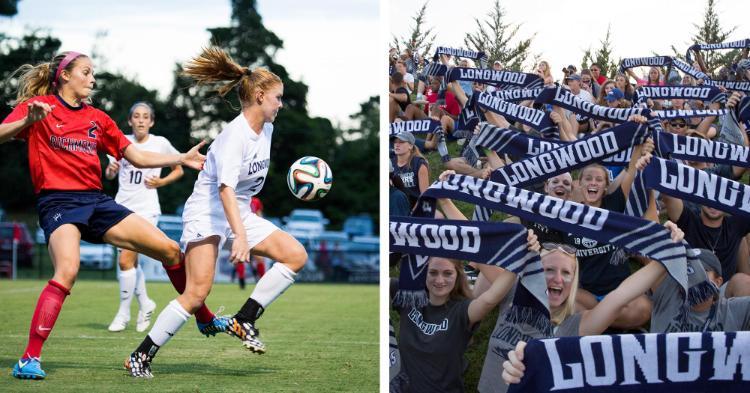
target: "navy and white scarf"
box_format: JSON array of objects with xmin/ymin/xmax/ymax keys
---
[
  {"xmin": 642, "ymin": 157, "xmax": 750, "ymax": 218},
  {"xmin": 419, "ymin": 175, "xmax": 688, "ymax": 297},
  {"xmin": 634, "ymin": 85, "xmax": 727, "ymax": 104},
  {"xmin": 433, "ymin": 46, "xmax": 489, "ymax": 69},
  {"xmin": 389, "ymin": 217, "xmax": 552, "ymax": 334},
  {"xmin": 652, "ymin": 131, "xmax": 750, "ymax": 168},
  {"xmin": 475, "ymin": 91, "xmax": 558, "ymax": 136},
  {"xmin": 389, "ymin": 119, "xmax": 443, "ymax": 136},
  {"xmin": 618, "ymin": 56, "xmax": 672, "ymax": 74},
  {"xmin": 488, "ymin": 121, "xmax": 647, "ymax": 185},
  {"xmin": 686, "ymin": 38, "xmax": 750, "ymax": 64},
  {"xmin": 508, "ymin": 331, "xmax": 750, "ymax": 393},
  {"xmin": 474, "ymin": 122, "xmax": 634, "ymax": 166},
  {"xmin": 489, "ymin": 87, "xmax": 546, "ymax": 102},
  {"xmin": 650, "ymin": 108, "xmax": 732, "ymax": 120},
  {"xmin": 447, "ymin": 67, "xmax": 543, "ymax": 90},
  {"xmin": 535, "ymin": 86, "xmax": 648, "ymax": 123}
]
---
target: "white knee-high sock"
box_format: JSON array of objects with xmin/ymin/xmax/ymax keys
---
[
  {"xmin": 148, "ymin": 299, "xmax": 190, "ymax": 346},
  {"xmin": 116, "ymin": 268, "xmax": 137, "ymax": 319},
  {"xmin": 250, "ymin": 263, "xmax": 296, "ymax": 308},
  {"xmin": 133, "ymin": 264, "xmax": 151, "ymax": 308}
]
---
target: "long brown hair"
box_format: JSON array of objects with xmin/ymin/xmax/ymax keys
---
[
  {"xmin": 427, "ymin": 257, "xmax": 472, "ymax": 301},
  {"xmin": 182, "ymin": 46, "xmax": 281, "ymax": 107},
  {"xmin": 8, "ymin": 51, "xmax": 87, "ymax": 104}
]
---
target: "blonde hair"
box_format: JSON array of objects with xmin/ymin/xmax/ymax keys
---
[
  {"xmin": 541, "ymin": 250, "xmax": 580, "ymax": 325},
  {"xmin": 8, "ymin": 51, "xmax": 87, "ymax": 104},
  {"xmin": 182, "ymin": 46, "xmax": 282, "ymax": 107}
]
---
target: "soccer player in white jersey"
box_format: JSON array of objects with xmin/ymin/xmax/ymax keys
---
[
  {"xmin": 126, "ymin": 47, "xmax": 308, "ymax": 378},
  {"xmin": 105, "ymin": 102, "xmax": 183, "ymax": 333}
]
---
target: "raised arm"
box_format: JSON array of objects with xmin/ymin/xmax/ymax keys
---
[
  {"xmin": 0, "ymin": 101, "xmax": 54, "ymax": 144},
  {"xmin": 636, "ymin": 153, "xmax": 684, "ymax": 221},
  {"xmin": 578, "ymin": 221, "xmax": 683, "ymax": 335},
  {"xmin": 467, "ymin": 230, "xmax": 539, "ymax": 325}
]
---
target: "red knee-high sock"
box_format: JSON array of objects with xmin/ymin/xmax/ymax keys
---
[
  {"xmin": 163, "ymin": 255, "xmax": 214, "ymax": 323},
  {"xmin": 23, "ymin": 280, "xmax": 70, "ymax": 359}
]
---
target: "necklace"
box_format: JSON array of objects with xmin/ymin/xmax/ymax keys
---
[{"xmin": 708, "ymin": 224, "xmax": 723, "ymax": 254}]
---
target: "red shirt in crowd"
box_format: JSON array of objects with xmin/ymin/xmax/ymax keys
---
[
  {"xmin": 2, "ymin": 95, "xmax": 131, "ymax": 193},
  {"xmin": 425, "ymin": 88, "xmax": 461, "ymax": 117}
]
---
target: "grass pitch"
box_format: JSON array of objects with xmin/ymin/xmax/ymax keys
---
[{"xmin": 0, "ymin": 280, "xmax": 378, "ymax": 392}]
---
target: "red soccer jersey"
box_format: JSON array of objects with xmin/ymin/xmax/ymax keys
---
[{"xmin": 2, "ymin": 95, "xmax": 131, "ymax": 193}]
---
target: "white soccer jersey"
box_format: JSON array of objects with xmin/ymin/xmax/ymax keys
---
[
  {"xmin": 112, "ymin": 134, "xmax": 179, "ymax": 216},
  {"xmin": 182, "ymin": 114, "xmax": 273, "ymax": 222}
]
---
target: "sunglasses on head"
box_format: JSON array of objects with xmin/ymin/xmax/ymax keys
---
[{"xmin": 541, "ymin": 242, "xmax": 577, "ymax": 256}]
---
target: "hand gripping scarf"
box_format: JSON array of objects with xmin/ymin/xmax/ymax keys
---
[{"xmin": 507, "ymin": 331, "xmax": 750, "ymax": 393}]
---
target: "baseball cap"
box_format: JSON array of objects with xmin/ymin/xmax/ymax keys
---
[
  {"xmin": 605, "ymin": 88, "xmax": 624, "ymax": 102},
  {"xmin": 694, "ymin": 248, "xmax": 722, "ymax": 277},
  {"xmin": 393, "ymin": 131, "xmax": 415, "ymax": 145},
  {"xmin": 566, "ymin": 73, "xmax": 582, "ymax": 81}
]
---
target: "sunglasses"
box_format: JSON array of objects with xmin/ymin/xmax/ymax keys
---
[
  {"xmin": 541, "ymin": 242, "xmax": 577, "ymax": 256},
  {"xmin": 669, "ymin": 121, "xmax": 687, "ymax": 128}
]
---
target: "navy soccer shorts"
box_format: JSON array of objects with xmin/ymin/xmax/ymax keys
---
[{"xmin": 37, "ymin": 191, "xmax": 133, "ymax": 244}]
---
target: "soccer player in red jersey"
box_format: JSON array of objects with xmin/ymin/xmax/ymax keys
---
[{"xmin": 0, "ymin": 51, "xmax": 227, "ymax": 380}]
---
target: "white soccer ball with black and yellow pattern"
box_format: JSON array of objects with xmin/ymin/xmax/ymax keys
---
[{"xmin": 286, "ymin": 156, "xmax": 333, "ymax": 201}]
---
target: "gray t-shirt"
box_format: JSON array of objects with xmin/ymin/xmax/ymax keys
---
[
  {"xmin": 398, "ymin": 299, "xmax": 474, "ymax": 393},
  {"xmin": 477, "ymin": 285, "xmax": 582, "ymax": 393},
  {"xmin": 650, "ymin": 275, "xmax": 750, "ymax": 332}
]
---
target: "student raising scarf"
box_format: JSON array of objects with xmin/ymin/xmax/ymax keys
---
[
  {"xmin": 389, "ymin": 217, "xmax": 552, "ymax": 335},
  {"xmin": 419, "ymin": 174, "xmax": 689, "ymax": 297},
  {"xmin": 535, "ymin": 86, "xmax": 649, "ymax": 123},
  {"xmin": 389, "ymin": 119, "xmax": 451, "ymax": 162},
  {"xmin": 507, "ymin": 331, "xmax": 750, "ymax": 393},
  {"xmin": 475, "ymin": 91, "xmax": 558, "ymax": 136},
  {"xmin": 652, "ymin": 131, "xmax": 750, "ymax": 168}
]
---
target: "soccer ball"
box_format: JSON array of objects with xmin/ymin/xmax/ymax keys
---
[{"xmin": 287, "ymin": 156, "xmax": 333, "ymax": 201}]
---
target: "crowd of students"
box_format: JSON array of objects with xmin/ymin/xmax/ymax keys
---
[{"xmin": 389, "ymin": 43, "xmax": 750, "ymax": 392}]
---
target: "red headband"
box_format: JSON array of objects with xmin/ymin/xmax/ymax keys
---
[{"xmin": 52, "ymin": 51, "xmax": 83, "ymax": 89}]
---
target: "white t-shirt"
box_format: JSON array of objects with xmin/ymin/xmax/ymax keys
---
[
  {"xmin": 112, "ymin": 134, "xmax": 179, "ymax": 216},
  {"xmin": 574, "ymin": 89, "xmax": 595, "ymax": 103},
  {"xmin": 182, "ymin": 114, "xmax": 273, "ymax": 221},
  {"xmin": 403, "ymin": 73, "xmax": 415, "ymax": 94}
]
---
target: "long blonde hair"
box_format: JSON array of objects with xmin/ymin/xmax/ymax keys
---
[
  {"xmin": 542, "ymin": 251, "xmax": 580, "ymax": 325},
  {"xmin": 8, "ymin": 51, "xmax": 88, "ymax": 104},
  {"xmin": 182, "ymin": 46, "xmax": 282, "ymax": 107}
]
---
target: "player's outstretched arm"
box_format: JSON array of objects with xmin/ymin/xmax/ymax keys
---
[
  {"xmin": 0, "ymin": 101, "xmax": 54, "ymax": 144},
  {"xmin": 124, "ymin": 140, "xmax": 206, "ymax": 171}
]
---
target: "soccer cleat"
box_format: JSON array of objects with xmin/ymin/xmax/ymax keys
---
[
  {"xmin": 125, "ymin": 352, "xmax": 153, "ymax": 378},
  {"xmin": 108, "ymin": 314, "xmax": 129, "ymax": 332},
  {"xmin": 136, "ymin": 299, "xmax": 157, "ymax": 333},
  {"xmin": 227, "ymin": 317, "xmax": 266, "ymax": 354},
  {"xmin": 196, "ymin": 315, "xmax": 230, "ymax": 337},
  {"xmin": 12, "ymin": 357, "xmax": 46, "ymax": 380}
]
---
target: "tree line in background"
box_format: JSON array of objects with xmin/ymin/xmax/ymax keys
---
[
  {"xmin": 393, "ymin": 0, "xmax": 738, "ymax": 77},
  {"xmin": 0, "ymin": 0, "xmax": 378, "ymax": 228}
]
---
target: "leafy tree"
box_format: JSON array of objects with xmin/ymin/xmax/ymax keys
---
[
  {"xmin": 392, "ymin": 1, "xmax": 435, "ymax": 58},
  {"xmin": 671, "ymin": 0, "xmax": 738, "ymax": 76},
  {"xmin": 0, "ymin": 31, "xmax": 61, "ymax": 209},
  {"xmin": 581, "ymin": 25, "xmax": 619, "ymax": 79},
  {"xmin": 463, "ymin": 0, "xmax": 534, "ymax": 70},
  {"xmin": 0, "ymin": 0, "xmax": 18, "ymax": 16}
]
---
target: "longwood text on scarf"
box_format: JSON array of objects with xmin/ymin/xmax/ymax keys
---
[{"xmin": 508, "ymin": 331, "xmax": 750, "ymax": 393}]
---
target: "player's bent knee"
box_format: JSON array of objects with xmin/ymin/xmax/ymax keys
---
[
  {"xmin": 159, "ymin": 240, "xmax": 182, "ymax": 267},
  {"xmin": 284, "ymin": 245, "xmax": 308, "ymax": 272}
]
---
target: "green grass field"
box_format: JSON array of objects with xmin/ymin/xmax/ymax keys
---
[{"xmin": 0, "ymin": 280, "xmax": 378, "ymax": 392}]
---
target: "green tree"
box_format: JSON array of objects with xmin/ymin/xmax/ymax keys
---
[
  {"xmin": 463, "ymin": 0, "xmax": 534, "ymax": 70},
  {"xmin": 0, "ymin": 30, "xmax": 61, "ymax": 209},
  {"xmin": 671, "ymin": 0, "xmax": 738, "ymax": 76},
  {"xmin": 0, "ymin": 0, "xmax": 18, "ymax": 16},
  {"xmin": 581, "ymin": 25, "xmax": 619, "ymax": 79},
  {"xmin": 169, "ymin": 0, "xmax": 367, "ymax": 226},
  {"xmin": 392, "ymin": 1, "xmax": 435, "ymax": 58}
]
